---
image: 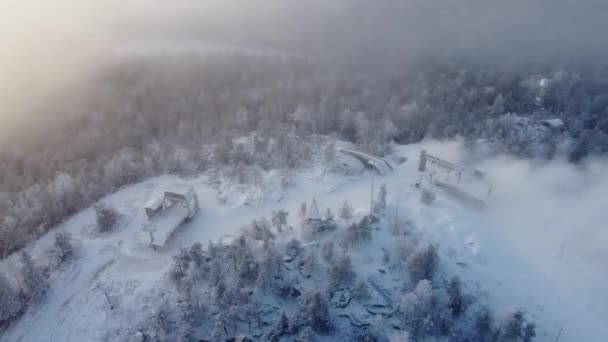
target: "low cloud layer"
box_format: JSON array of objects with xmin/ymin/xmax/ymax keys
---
[
  {"xmin": 2, "ymin": 0, "xmax": 608, "ymax": 138},
  {"xmin": 418, "ymin": 138, "xmax": 608, "ymax": 339}
]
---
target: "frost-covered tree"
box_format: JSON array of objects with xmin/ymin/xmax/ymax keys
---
[
  {"xmin": 325, "ymin": 208, "xmax": 334, "ymax": 221},
  {"xmin": 295, "ymin": 291, "xmax": 332, "ymax": 333},
  {"xmin": 211, "ymin": 313, "xmax": 228, "ymax": 341},
  {"xmin": 299, "ymin": 326, "xmax": 315, "ymax": 342},
  {"xmin": 94, "ymin": 203, "xmax": 119, "ymax": 232},
  {"xmin": 272, "ymin": 210, "xmax": 289, "ymax": 233},
  {"xmin": 501, "ymin": 310, "xmax": 527, "ymax": 341},
  {"xmin": 407, "ymin": 245, "xmax": 439, "ymax": 283},
  {"xmin": 189, "ymin": 242, "xmax": 205, "ymax": 268},
  {"xmin": 523, "ymin": 322, "xmax": 536, "ymax": 342},
  {"xmin": 447, "ymin": 276, "xmax": 464, "ymax": 317},
  {"xmin": 249, "ymin": 218, "xmax": 275, "ymax": 248},
  {"xmin": 300, "ymin": 252, "xmax": 319, "ymax": 278},
  {"xmin": 399, "ymin": 279, "xmax": 434, "ymax": 337},
  {"xmin": 20, "ymin": 251, "xmax": 49, "ymax": 302},
  {"xmin": 373, "ymin": 184, "xmax": 388, "ymax": 214},
  {"xmin": 346, "ymin": 216, "xmax": 373, "ymax": 245},
  {"xmin": 256, "ymin": 247, "xmax": 282, "ymax": 293},
  {"xmin": 338, "ymin": 201, "xmax": 354, "ymax": 220},
  {"xmin": 329, "ymin": 255, "xmax": 354, "ymax": 290},
  {"xmin": 322, "ymin": 242, "xmax": 334, "ymax": 263},
  {"xmin": 269, "ymin": 312, "xmax": 292, "ymax": 339},
  {"xmin": 170, "ymin": 247, "xmax": 192, "ymax": 287},
  {"xmin": 474, "ymin": 307, "xmax": 494, "ymax": 342},
  {"xmin": 299, "ymin": 202, "xmax": 308, "ymax": 219},
  {"xmin": 0, "ymin": 273, "xmax": 23, "ymax": 323}
]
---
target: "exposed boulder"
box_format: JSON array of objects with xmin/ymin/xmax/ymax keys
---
[{"xmin": 331, "ymin": 288, "xmax": 352, "ymax": 308}]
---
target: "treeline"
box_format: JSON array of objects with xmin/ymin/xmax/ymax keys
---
[{"xmin": 2, "ymin": 52, "xmax": 608, "ymax": 257}]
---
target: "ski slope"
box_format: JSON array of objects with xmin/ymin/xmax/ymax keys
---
[{"xmin": 1, "ymin": 140, "xmax": 606, "ymax": 341}]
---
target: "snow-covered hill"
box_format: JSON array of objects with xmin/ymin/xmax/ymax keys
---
[{"xmin": 1, "ymin": 140, "xmax": 607, "ymax": 341}]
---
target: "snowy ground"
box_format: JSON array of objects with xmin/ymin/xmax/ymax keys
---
[{"xmin": 1, "ymin": 140, "xmax": 606, "ymax": 341}]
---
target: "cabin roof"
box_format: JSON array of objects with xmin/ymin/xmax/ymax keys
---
[
  {"xmin": 165, "ymin": 184, "xmax": 196, "ymax": 201},
  {"xmin": 144, "ymin": 197, "xmax": 163, "ymax": 210}
]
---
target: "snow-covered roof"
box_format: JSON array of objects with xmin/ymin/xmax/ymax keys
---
[
  {"xmin": 144, "ymin": 197, "xmax": 163, "ymax": 210},
  {"xmin": 165, "ymin": 184, "xmax": 195, "ymax": 197}
]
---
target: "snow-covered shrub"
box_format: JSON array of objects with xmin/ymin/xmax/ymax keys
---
[
  {"xmin": 94, "ymin": 204, "xmax": 119, "ymax": 232},
  {"xmin": 295, "ymin": 291, "xmax": 332, "ymax": 333},
  {"xmin": 407, "ymin": 245, "xmax": 439, "ymax": 283},
  {"xmin": 338, "ymin": 201, "xmax": 354, "ymax": 220},
  {"xmin": 0, "ymin": 273, "xmax": 23, "ymax": 324},
  {"xmin": 421, "ymin": 189, "xmax": 436, "ymax": 205},
  {"xmin": 20, "ymin": 251, "xmax": 49, "ymax": 302},
  {"xmin": 48, "ymin": 230, "xmax": 73, "ymax": 267}
]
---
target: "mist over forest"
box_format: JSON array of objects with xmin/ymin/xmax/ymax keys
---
[{"xmin": 1, "ymin": 1, "xmax": 607, "ymax": 341}]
